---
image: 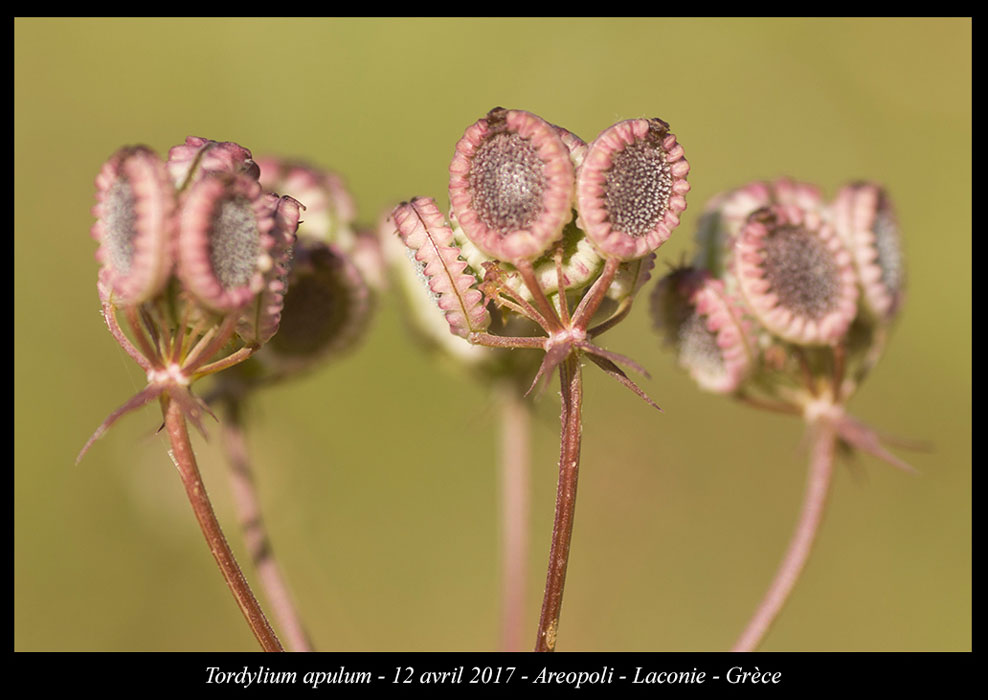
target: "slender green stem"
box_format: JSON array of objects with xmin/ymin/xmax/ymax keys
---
[
  {"xmin": 535, "ymin": 353, "xmax": 583, "ymax": 652},
  {"xmin": 220, "ymin": 399, "xmax": 313, "ymax": 652},
  {"xmin": 183, "ymin": 314, "xmax": 239, "ymax": 373},
  {"xmin": 193, "ymin": 345, "xmax": 257, "ymax": 380},
  {"xmin": 164, "ymin": 396, "xmax": 284, "ymax": 652},
  {"xmin": 587, "ymin": 297, "xmax": 632, "ymax": 338},
  {"xmin": 732, "ymin": 414, "xmax": 838, "ymax": 651},
  {"xmin": 497, "ymin": 382, "xmax": 531, "ymax": 652}
]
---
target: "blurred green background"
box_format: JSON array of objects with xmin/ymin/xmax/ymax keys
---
[{"xmin": 15, "ymin": 18, "xmax": 970, "ymax": 652}]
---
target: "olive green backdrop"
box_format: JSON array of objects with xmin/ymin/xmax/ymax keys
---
[{"xmin": 15, "ymin": 18, "xmax": 970, "ymax": 651}]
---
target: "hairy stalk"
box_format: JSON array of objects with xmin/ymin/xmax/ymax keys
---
[
  {"xmin": 102, "ymin": 302, "xmax": 152, "ymax": 371},
  {"xmin": 183, "ymin": 314, "xmax": 239, "ymax": 373},
  {"xmin": 193, "ymin": 346, "xmax": 257, "ymax": 380},
  {"xmin": 571, "ymin": 258, "xmax": 620, "ymax": 328},
  {"xmin": 535, "ymin": 353, "xmax": 583, "ymax": 652},
  {"xmin": 517, "ymin": 260, "xmax": 563, "ymax": 332},
  {"xmin": 469, "ymin": 332, "xmax": 545, "ymax": 350},
  {"xmin": 732, "ymin": 415, "xmax": 838, "ymax": 651},
  {"xmin": 164, "ymin": 396, "xmax": 284, "ymax": 652},
  {"xmin": 495, "ymin": 285, "xmax": 552, "ymax": 330},
  {"xmin": 554, "ymin": 245, "xmax": 571, "ymax": 327},
  {"xmin": 219, "ymin": 399, "xmax": 313, "ymax": 652},
  {"xmin": 126, "ymin": 305, "xmax": 159, "ymax": 366},
  {"xmin": 497, "ymin": 382, "xmax": 531, "ymax": 652},
  {"xmin": 587, "ymin": 298, "xmax": 632, "ymax": 338},
  {"xmin": 171, "ymin": 303, "xmax": 203, "ymax": 365}
]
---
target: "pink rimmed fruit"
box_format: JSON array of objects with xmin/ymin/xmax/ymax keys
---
[
  {"xmin": 395, "ymin": 109, "xmax": 688, "ymax": 653},
  {"xmin": 693, "ymin": 178, "xmax": 822, "ymax": 278},
  {"xmin": 166, "ymin": 135, "xmax": 260, "ymax": 190},
  {"xmin": 576, "ymin": 118, "xmax": 690, "ymax": 261},
  {"xmin": 654, "ymin": 176, "xmax": 914, "ymax": 653},
  {"xmin": 734, "ymin": 204, "xmax": 858, "ymax": 346},
  {"xmin": 831, "ymin": 181, "xmax": 905, "ymax": 322},
  {"xmin": 256, "ymin": 157, "xmax": 358, "ymax": 249},
  {"xmin": 235, "ymin": 194, "xmax": 302, "ymax": 347},
  {"xmin": 91, "ymin": 145, "xmax": 176, "ymax": 306},
  {"xmin": 651, "ymin": 266, "xmax": 756, "ymax": 394},
  {"xmin": 449, "ymin": 107, "xmax": 575, "ymax": 263},
  {"xmin": 83, "ymin": 136, "xmax": 313, "ymax": 652},
  {"xmin": 177, "ymin": 172, "xmax": 283, "ymax": 314},
  {"xmin": 391, "ymin": 196, "xmax": 491, "ymax": 339},
  {"xmin": 253, "ymin": 238, "xmax": 373, "ymax": 379}
]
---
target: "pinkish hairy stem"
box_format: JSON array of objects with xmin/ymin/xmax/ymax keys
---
[
  {"xmin": 571, "ymin": 257, "xmax": 620, "ymax": 329},
  {"xmin": 469, "ymin": 332, "xmax": 546, "ymax": 350},
  {"xmin": 220, "ymin": 399, "xmax": 313, "ymax": 652},
  {"xmin": 554, "ymin": 245, "xmax": 571, "ymax": 327},
  {"xmin": 183, "ymin": 313, "xmax": 239, "ymax": 373},
  {"xmin": 732, "ymin": 415, "xmax": 837, "ymax": 651},
  {"xmin": 164, "ymin": 396, "xmax": 284, "ymax": 652},
  {"xmin": 587, "ymin": 297, "xmax": 632, "ymax": 338},
  {"xmin": 125, "ymin": 305, "xmax": 160, "ymax": 366},
  {"xmin": 517, "ymin": 260, "xmax": 563, "ymax": 333},
  {"xmin": 102, "ymin": 301, "xmax": 152, "ymax": 371},
  {"xmin": 535, "ymin": 353, "xmax": 583, "ymax": 651},
  {"xmin": 193, "ymin": 345, "xmax": 257, "ymax": 380}
]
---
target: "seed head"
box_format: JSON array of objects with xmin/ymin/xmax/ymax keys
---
[
  {"xmin": 449, "ymin": 107, "xmax": 575, "ymax": 263},
  {"xmin": 256, "ymin": 156, "xmax": 358, "ymax": 249},
  {"xmin": 166, "ymin": 136, "xmax": 260, "ymax": 190},
  {"xmin": 245, "ymin": 238, "xmax": 372, "ymax": 379},
  {"xmin": 652, "ymin": 266, "xmax": 755, "ymax": 394},
  {"xmin": 734, "ymin": 205, "xmax": 858, "ymax": 346},
  {"xmin": 832, "ymin": 181, "xmax": 905, "ymax": 322},
  {"xmin": 235, "ymin": 194, "xmax": 302, "ymax": 347},
  {"xmin": 177, "ymin": 172, "xmax": 279, "ymax": 313},
  {"xmin": 693, "ymin": 178, "xmax": 822, "ymax": 278},
  {"xmin": 391, "ymin": 197, "xmax": 491, "ymax": 339},
  {"xmin": 91, "ymin": 145, "xmax": 176, "ymax": 306},
  {"xmin": 576, "ymin": 118, "xmax": 690, "ymax": 261}
]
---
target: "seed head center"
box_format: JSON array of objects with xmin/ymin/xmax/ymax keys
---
[{"xmin": 469, "ymin": 131, "xmax": 546, "ymax": 234}]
